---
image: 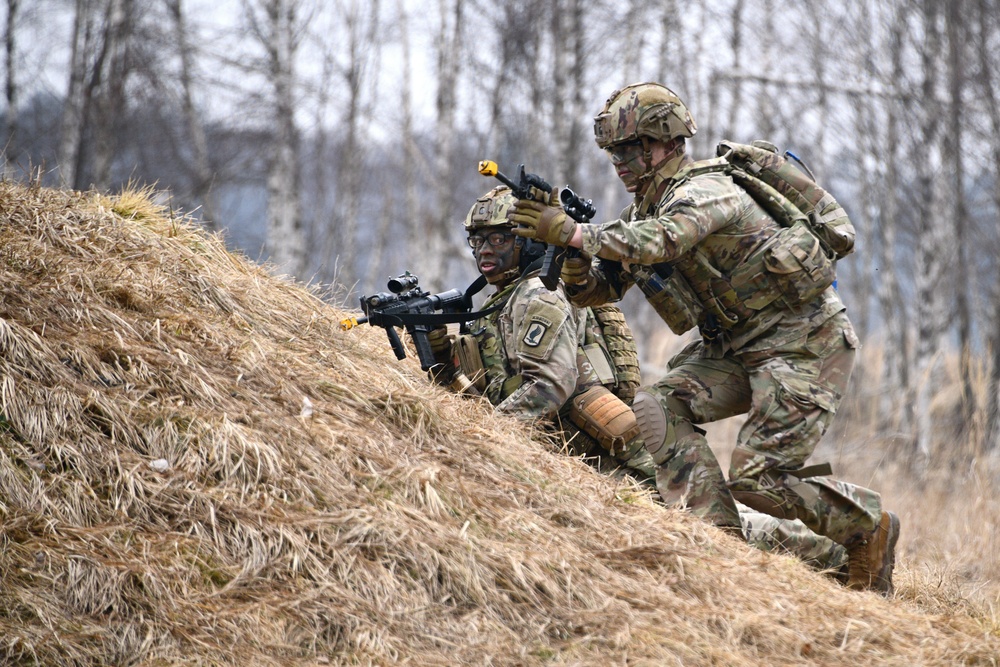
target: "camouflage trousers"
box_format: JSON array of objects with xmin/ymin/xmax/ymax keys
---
[
  {"xmin": 559, "ymin": 419, "xmax": 847, "ymax": 574},
  {"xmin": 636, "ymin": 311, "xmax": 882, "ymax": 547},
  {"xmin": 739, "ymin": 503, "xmax": 847, "ymax": 574}
]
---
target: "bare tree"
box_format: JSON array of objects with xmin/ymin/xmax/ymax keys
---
[
  {"xmin": 386, "ymin": 0, "xmax": 419, "ymax": 287},
  {"xmin": 945, "ymin": 0, "xmax": 974, "ymax": 436},
  {"xmin": 322, "ymin": 0, "xmax": 380, "ymax": 283},
  {"xmin": 419, "ymin": 0, "xmax": 464, "ymax": 287},
  {"xmin": 57, "ymin": 0, "xmax": 90, "ymax": 188},
  {"xmin": 847, "ymin": 2, "xmax": 879, "ymax": 342},
  {"xmin": 912, "ymin": 0, "xmax": 950, "ymax": 467},
  {"xmin": 244, "ymin": 0, "xmax": 305, "ymax": 276},
  {"xmin": 977, "ymin": 0, "xmax": 1000, "ymax": 453},
  {"xmin": 721, "ymin": 0, "xmax": 743, "ymax": 140},
  {"xmin": 875, "ymin": 7, "xmax": 912, "ymax": 437},
  {"xmin": 166, "ymin": 0, "xmax": 216, "ymax": 229},
  {"xmin": 90, "ymin": 0, "xmax": 131, "ymax": 191},
  {"xmin": 3, "ymin": 0, "xmax": 19, "ymax": 176}
]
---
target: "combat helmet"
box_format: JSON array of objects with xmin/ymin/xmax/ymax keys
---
[
  {"xmin": 593, "ymin": 82, "xmax": 697, "ymax": 149},
  {"xmin": 463, "ymin": 185, "xmax": 546, "ymax": 283},
  {"xmin": 464, "ymin": 185, "xmax": 516, "ymax": 231}
]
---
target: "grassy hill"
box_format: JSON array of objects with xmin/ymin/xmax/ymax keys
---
[{"xmin": 0, "ymin": 180, "xmax": 997, "ymax": 666}]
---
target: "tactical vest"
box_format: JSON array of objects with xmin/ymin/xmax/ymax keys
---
[
  {"xmin": 633, "ymin": 142, "xmax": 851, "ymax": 337},
  {"xmin": 469, "ymin": 283, "xmax": 640, "ymax": 406}
]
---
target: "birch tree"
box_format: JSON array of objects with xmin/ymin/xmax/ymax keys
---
[
  {"xmin": 166, "ymin": 0, "xmax": 216, "ymax": 229},
  {"xmin": 90, "ymin": 0, "xmax": 131, "ymax": 191},
  {"xmin": 420, "ymin": 0, "xmax": 463, "ymax": 287},
  {"xmin": 245, "ymin": 0, "xmax": 305, "ymax": 276},
  {"xmin": 977, "ymin": 0, "xmax": 1000, "ymax": 454},
  {"xmin": 323, "ymin": 0, "xmax": 380, "ymax": 282},
  {"xmin": 945, "ymin": 0, "xmax": 974, "ymax": 433},
  {"xmin": 875, "ymin": 6, "xmax": 911, "ymax": 436},
  {"xmin": 912, "ymin": 0, "xmax": 950, "ymax": 467},
  {"xmin": 3, "ymin": 0, "xmax": 19, "ymax": 176}
]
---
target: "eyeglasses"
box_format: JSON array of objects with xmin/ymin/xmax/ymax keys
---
[
  {"xmin": 605, "ymin": 139, "xmax": 645, "ymax": 164},
  {"xmin": 467, "ymin": 230, "xmax": 513, "ymax": 250}
]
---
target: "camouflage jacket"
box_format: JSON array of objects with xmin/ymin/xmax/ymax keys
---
[
  {"xmin": 570, "ymin": 157, "xmax": 847, "ymax": 354},
  {"xmin": 473, "ymin": 273, "xmax": 609, "ymax": 421}
]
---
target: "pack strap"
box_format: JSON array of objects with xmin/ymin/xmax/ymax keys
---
[{"xmin": 782, "ymin": 462, "xmax": 833, "ymax": 479}]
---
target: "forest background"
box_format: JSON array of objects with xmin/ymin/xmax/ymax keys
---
[{"xmin": 4, "ymin": 0, "xmax": 1000, "ymax": 532}]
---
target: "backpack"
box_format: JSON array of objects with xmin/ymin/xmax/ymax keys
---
[{"xmin": 716, "ymin": 140, "xmax": 855, "ymax": 260}]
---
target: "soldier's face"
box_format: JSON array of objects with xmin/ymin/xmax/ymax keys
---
[
  {"xmin": 470, "ymin": 229, "xmax": 517, "ymax": 283},
  {"xmin": 605, "ymin": 140, "xmax": 647, "ymax": 193}
]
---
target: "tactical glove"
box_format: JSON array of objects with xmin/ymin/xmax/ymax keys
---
[
  {"xmin": 427, "ymin": 326, "xmax": 453, "ymax": 364},
  {"xmin": 560, "ymin": 251, "xmax": 592, "ymax": 286},
  {"xmin": 508, "ymin": 197, "xmax": 578, "ymax": 248}
]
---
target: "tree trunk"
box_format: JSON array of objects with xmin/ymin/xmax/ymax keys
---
[
  {"xmin": 422, "ymin": 0, "xmax": 463, "ymax": 287},
  {"xmin": 390, "ymin": 0, "xmax": 419, "ymax": 288},
  {"xmin": 91, "ymin": 0, "xmax": 130, "ymax": 191},
  {"xmin": 58, "ymin": 0, "xmax": 90, "ymax": 188},
  {"xmin": 912, "ymin": 0, "xmax": 950, "ymax": 469},
  {"xmin": 722, "ymin": 1, "xmax": 742, "ymax": 140},
  {"xmin": 263, "ymin": 0, "xmax": 304, "ymax": 276},
  {"xmin": 977, "ymin": 0, "xmax": 1000, "ymax": 454},
  {"xmin": 945, "ymin": 0, "xmax": 974, "ymax": 442},
  {"xmin": 167, "ymin": 0, "xmax": 216, "ymax": 230},
  {"xmin": 876, "ymin": 7, "xmax": 911, "ymax": 438},
  {"xmin": 3, "ymin": 0, "xmax": 19, "ymax": 177}
]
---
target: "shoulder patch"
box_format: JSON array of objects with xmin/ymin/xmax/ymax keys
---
[{"xmin": 522, "ymin": 318, "xmax": 551, "ymax": 347}]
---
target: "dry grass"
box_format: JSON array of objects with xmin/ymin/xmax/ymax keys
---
[{"xmin": 0, "ymin": 180, "xmax": 997, "ymax": 666}]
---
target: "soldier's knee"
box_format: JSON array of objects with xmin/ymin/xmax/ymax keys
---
[{"xmin": 632, "ymin": 391, "xmax": 696, "ymax": 465}]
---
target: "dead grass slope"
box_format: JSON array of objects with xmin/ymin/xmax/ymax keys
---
[{"xmin": 0, "ymin": 180, "xmax": 996, "ymax": 666}]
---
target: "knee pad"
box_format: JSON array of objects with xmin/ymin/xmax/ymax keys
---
[
  {"xmin": 632, "ymin": 391, "xmax": 696, "ymax": 466},
  {"xmin": 632, "ymin": 392, "xmax": 666, "ymax": 457}
]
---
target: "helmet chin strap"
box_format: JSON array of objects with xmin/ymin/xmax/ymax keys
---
[{"xmin": 635, "ymin": 137, "xmax": 686, "ymax": 195}]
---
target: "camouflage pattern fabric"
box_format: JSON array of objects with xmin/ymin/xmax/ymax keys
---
[
  {"xmin": 471, "ymin": 272, "xmax": 650, "ymax": 475},
  {"xmin": 567, "ymin": 156, "xmax": 883, "ymax": 548},
  {"xmin": 738, "ymin": 503, "xmax": 847, "ymax": 574}
]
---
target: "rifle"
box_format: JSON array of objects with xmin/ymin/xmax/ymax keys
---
[
  {"xmin": 339, "ymin": 271, "xmax": 472, "ymax": 371},
  {"xmin": 477, "ymin": 160, "xmax": 597, "ymax": 291}
]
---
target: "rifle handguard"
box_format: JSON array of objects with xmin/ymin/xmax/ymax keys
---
[{"xmin": 569, "ymin": 385, "xmax": 640, "ymax": 455}]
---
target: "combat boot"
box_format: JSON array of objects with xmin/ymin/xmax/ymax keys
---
[{"xmin": 845, "ymin": 511, "xmax": 900, "ymax": 595}]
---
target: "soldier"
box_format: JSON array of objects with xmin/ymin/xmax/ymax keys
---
[
  {"xmin": 507, "ymin": 83, "xmax": 898, "ymax": 595},
  {"xmin": 432, "ymin": 185, "xmax": 848, "ymax": 580},
  {"xmin": 428, "ymin": 184, "xmax": 655, "ymax": 484}
]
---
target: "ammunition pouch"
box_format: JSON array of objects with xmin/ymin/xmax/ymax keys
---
[
  {"xmin": 636, "ymin": 266, "xmax": 702, "ymax": 335},
  {"xmin": 454, "ymin": 333, "xmax": 487, "ymax": 392},
  {"xmin": 729, "ymin": 219, "xmax": 836, "ymax": 312},
  {"xmin": 761, "ymin": 220, "xmax": 836, "ymax": 308},
  {"xmin": 569, "ymin": 385, "xmax": 640, "ymax": 455}
]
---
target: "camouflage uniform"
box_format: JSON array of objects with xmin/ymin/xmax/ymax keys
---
[
  {"xmin": 472, "ymin": 272, "xmax": 656, "ymax": 481},
  {"xmin": 563, "ymin": 84, "xmax": 884, "ymax": 552},
  {"xmin": 462, "ymin": 186, "xmax": 848, "ymax": 574}
]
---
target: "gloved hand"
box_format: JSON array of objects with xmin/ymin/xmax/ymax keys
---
[
  {"xmin": 507, "ymin": 195, "xmax": 579, "ymax": 248},
  {"xmin": 560, "ymin": 251, "xmax": 592, "ymax": 286},
  {"xmin": 427, "ymin": 326, "xmax": 453, "ymax": 365}
]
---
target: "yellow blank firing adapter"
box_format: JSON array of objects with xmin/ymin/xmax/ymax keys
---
[
  {"xmin": 478, "ymin": 160, "xmax": 498, "ymax": 176},
  {"xmin": 339, "ymin": 316, "xmax": 361, "ymax": 331}
]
